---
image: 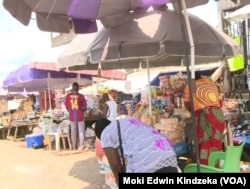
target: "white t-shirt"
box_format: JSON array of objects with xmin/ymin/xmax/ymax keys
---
[
  {"xmin": 105, "ymin": 100, "xmax": 117, "ymax": 121},
  {"xmin": 101, "ymin": 118, "xmax": 177, "ymax": 173}
]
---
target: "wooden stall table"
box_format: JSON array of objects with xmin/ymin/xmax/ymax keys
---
[
  {"xmin": 85, "ymin": 116, "xmax": 100, "ymax": 128},
  {"xmin": 0, "ymin": 125, "xmax": 9, "ymax": 139},
  {"xmin": 6, "ymin": 121, "xmax": 37, "ymax": 141}
]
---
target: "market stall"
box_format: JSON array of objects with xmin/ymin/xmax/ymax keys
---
[{"xmin": 2, "ymin": 98, "xmax": 39, "ymax": 141}]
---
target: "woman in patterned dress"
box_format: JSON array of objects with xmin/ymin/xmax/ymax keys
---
[
  {"xmin": 94, "ymin": 117, "xmax": 178, "ymax": 185},
  {"xmin": 184, "ymin": 72, "xmax": 225, "ymax": 166}
]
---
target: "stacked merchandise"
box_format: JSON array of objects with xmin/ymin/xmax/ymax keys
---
[
  {"xmin": 11, "ymin": 98, "xmax": 34, "ymax": 121},
  {"xmin": 116, "ymin": 91, "xmax": 135, "ymax": 117},
  {"xmin": 133, "ymin": 102, "xmax": 161, "ymax": 126},
  {"xmin": 223, "ymin": 98, "xmax": 238, "ymax": 126},
  {"xmin": 156, "ymin": 73, "xmax": 187, "ymax": 109},
  {"xmin": 154, "ymin": 118, "xmax": 185, "ymax": 144},
  {"xmin": 231, "ymin": 118, "xmax": 250, "ymax": 162},
  {"xmin": 84, "ymin": 95, "xmax": 99, "ymax": 117},
  {"xmin": 222, "ymin": 98, "xmax": 239, "ymax": 114}
]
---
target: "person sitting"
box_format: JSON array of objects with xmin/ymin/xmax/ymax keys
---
[{"xmin": 94, "ymin": 117, "xmax": 179, "ymax": 185}]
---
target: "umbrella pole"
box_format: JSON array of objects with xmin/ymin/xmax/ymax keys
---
[
  {"xmin": 77, "ymin": 73, "xmax": 81, "ymax": 84},
  {"xmin": 97, "ymin": 63, "xmax": 101, "ymax": 93},
  {"xmin": 47, "ymin": 72, "xmax": 52, "ymax": 111},
  {"xmin": 178, "ymin": 0, "xmax": 200, "ymax": 172},
  {"xmin": 181, "ymin": 1, "xmax": 195, "ymax": 81},
  {"xmin": 47, "ymin": 72, "xmax": 53, "ymax": 123},
  {"xmin": 44, "ymin": 90, "xmax": 47, "ymax": 111},
  {"xmin": 146, "ymin": 58, "xmax": 152, "ymax": 116}
]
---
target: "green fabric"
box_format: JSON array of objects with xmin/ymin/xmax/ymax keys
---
[
  {"xmin": 228, "ymin": 56, "xmax": 244, "ymax": 71},
  {"xmin": 234, "ymin": 36, "xmax": 241, "ymax": 44},
  {"xmin": 227, "ymin": 36, "xmax": 244, "ymax": 72}
]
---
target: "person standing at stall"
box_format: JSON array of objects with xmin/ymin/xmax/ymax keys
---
[
  {"xmin": 100, "ymin": 93, "xmax": 118, "ymax": 121},
  {"xmin": 95, "ymin": 93, "xmax": 118, "ymax": 172},
  {"xmin": 65, "ymin": 82, "xmax": 87, "ymax": 151},
  {"xmin": 184, "ymin": 72, "xmax": 225, "ymax": 166}
]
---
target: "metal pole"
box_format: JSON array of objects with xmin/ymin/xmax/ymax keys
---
[
  {"xmin": 47, "ymin": 72, "xmax": 52, "ymax": 110},
  {"xmin": 146, "ymin": 58, "xmax": 152, "ymax": 116},
  {"xmin": 178, "ymin": 0, "xmax": 200, "ymax": 172}
]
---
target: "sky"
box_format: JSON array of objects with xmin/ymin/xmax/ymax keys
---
[
  {"xmin": 0, "ymin": 0, "xmax": 219, "ymax": 85},
  {"xmin": 0, "ymin": 0, "xmax": 51, "ymax": 83}
]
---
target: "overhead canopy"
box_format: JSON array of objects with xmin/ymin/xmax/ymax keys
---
[
  {"xmin": 57, "ymin": 33, "xmax": 99, "ymax": 70},
  {"xmin": 28, "ymin": 42, "xmax": 127, "ymax": 80},
  {"xmin": 67, "ymin": 9, "xmax": 241, "ymax": 71},
  {"xmin": 57, "ymin": 23, "xmax": 128, "ymax": 80},
  {"xmin": 2, "ymin": 64, "xmax": 92, "ymax": 92},
  {"xmin": 225, "ymin": 4, "xmax": 250, "ymax": 22},
  {"xmin": 2, "ymin": 0, "xmax": 214, "ymax": 34}
]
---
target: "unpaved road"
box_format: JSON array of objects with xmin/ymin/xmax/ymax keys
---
[{"xmin": 0, "ymin": 140, "xmax": 107, "ymax": 189}]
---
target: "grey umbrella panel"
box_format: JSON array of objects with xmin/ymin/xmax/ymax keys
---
[
  {"xmin": 78, "ymin": 9, "xmax": 242, "ymax": 70},
  {"xmin": 2, "ymin": 0, "xmax": 220, "ymax": 34},
  {"xmin": 2, "ymin": 0, "xmax": 98, "ymax": 33},
  {"xmin": 58, "ymin": 9, "xmax": 241, "ymax": 71}
]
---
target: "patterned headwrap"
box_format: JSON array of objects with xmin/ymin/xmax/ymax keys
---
[{"xmin": 184, "ymin": 76, "xmax": 221, "ymax": 111}]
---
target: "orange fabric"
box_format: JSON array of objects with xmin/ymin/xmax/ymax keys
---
[{"xmin": 184, "ymin": 77, "xmax": 221, "ymax": 111}]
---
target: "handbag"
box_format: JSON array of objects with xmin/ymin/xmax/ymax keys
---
[{"xmin": 116, "ymin": 120, "xmax": 126, "ymax": 172}]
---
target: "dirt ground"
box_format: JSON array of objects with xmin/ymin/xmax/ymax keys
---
[{"xmin": 0, "ymin": 140, "xmax": 108, "ymax": 189}]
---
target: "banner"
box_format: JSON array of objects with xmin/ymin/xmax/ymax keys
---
[{"xmin": 119, "ymin": 173, "xmax": 250, "ymax": 188}]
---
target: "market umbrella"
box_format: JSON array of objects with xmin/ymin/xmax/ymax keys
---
[
  {"xmin": 30, "ymin": 43, "xmax": 127, "ymax": 80},
  {"xmin": 2, "ymin": 64, "xmax": 92, "ymax": 93},
  {"xmin": 225, "ymin": 4, "xmax": 250, "ymax": 22},
  {"xmin": 57, "ymin": 31, "xmax": 127, "ymax": 80},
  {"xmin": 82, "ymin": 8, "xmax": 241, "ymax": 70},
  {"xmin": 2, "ymin": 0, "xmax": 216, "ymax": 34}
]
